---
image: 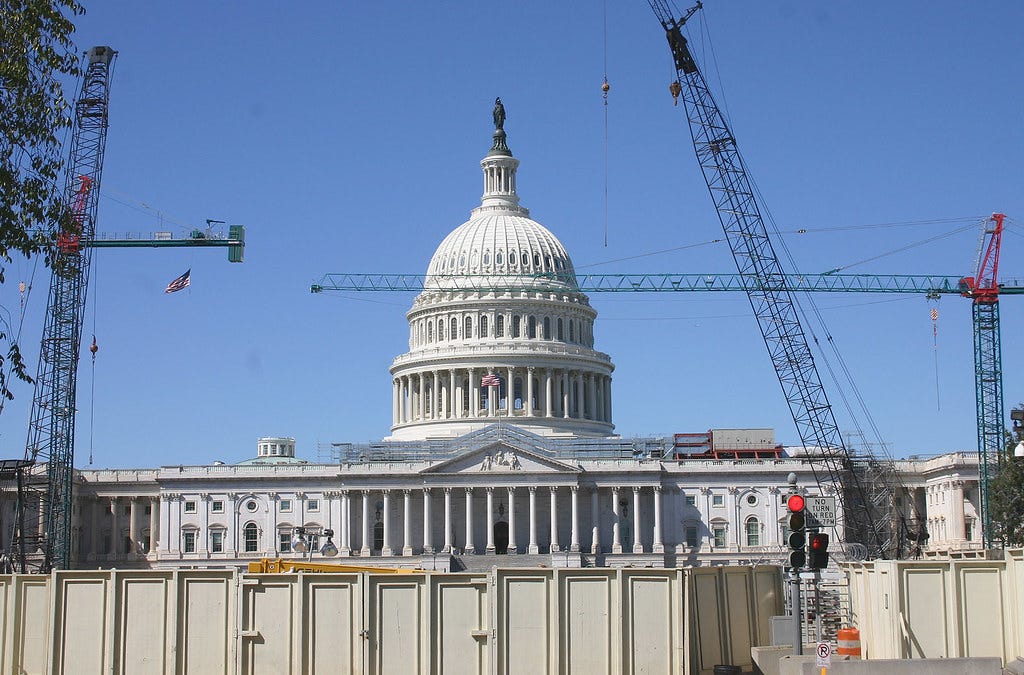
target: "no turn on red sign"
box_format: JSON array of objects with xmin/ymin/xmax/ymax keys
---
[{"xmin": 805, "ymin": 496, "xmax": 837, "ymax": 528}]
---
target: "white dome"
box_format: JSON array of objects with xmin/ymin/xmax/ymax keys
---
[{"xmin": 425, "ymin": 212, "xmax": 577, "ymax": 291}]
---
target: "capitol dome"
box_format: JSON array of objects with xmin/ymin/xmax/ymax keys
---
[{"xmin": 388, "ymin": 99, "xmax": 614, "ymax": 441}]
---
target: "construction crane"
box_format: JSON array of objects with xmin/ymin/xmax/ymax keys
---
[
  {"xmin": 16, "ymin": 47, "xmax": 245, "ymax": 573},
  {"xmin": 21, "ymin": 46, "xmax": 117, "ymax": 573},
  {"xmin": 645, "ymin": 0, "xmax": 907, "ymax": 559},
  {"xmin": 312, "ymin": 266, "xmax": 1022, "ymax": 552}
]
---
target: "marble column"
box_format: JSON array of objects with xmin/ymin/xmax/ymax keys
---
[
  {"xmin": 468, "ymin": 368, "xmax": 478, "ymax": 417},
  {"xmin": 612, "ymin": 488, "xmax": 622, "ymax": 553},
  {"xmin": 449, "ymin": 371, "xmax": 456, "ymax": 419},
  {"xmin": 149, "ymin": 497, "xmax": 159, "ymax": 554},
  {"xmin": 570, "ymin": 487, "xmax": 580, "ymax": 552},
  {"xmin": 392, "ymin": 379, "xmax": 400, "ymax": 426},
  {"xmin": 110, "ymin": 497, "xmax": 120, "ymax": 557},
  {"xmin": 423, "ymin": 488, "xmax": 433, "ymax": 553},
  {"xmin": 443, "ymin": 488, "xmax": 452, "ymax": 553},
  {"xmin": 562, "ymin": 372, "xmax": 570, "ymax": 418},
  {"xmin": 528, "ymin": 487, "xmax": 539, "ymax": 554},
  {"xmin": 508, "ymin": 487, "xmax": 517, "ymax": 554},
  {"xmin": 402, "ymin": 490, "xmax": 413, "ymax": 556},
  {"xmin": 129, "ymin": 497, "xmax": 141, "ymax": 555},
  {"xmin": 653, "ymin": 487, "xmax": 664, "ymax": 553},
  {"xmin": 591, "ymin": 488, "xmax": 601, "ymax": 554},
  {"xmin": 464, "ymin": 488, "xmax": 475, "ymax": 554},
  {"xmin": 486, "ymin": 488, "xmax": 495, "ymax": 553},
  {"xmin": 545, "ymin": 370, "xmax": 554, "ymax": 417},
  {"xmin": 488, "ymin": 374, "xmax": 497, "ymax": 417},
  {"xmin": 382, "ymin": 490, "xmax": 393, "ymax": 556},
  {"xmin": 632, "ymin": 487, "xmax": 643, "ymax": 553},
  {"xmin": 549, "ymin": 487, "xmax": 559, "ymax": 553},
  {"xmin": 526, "ymin": 367, "xmax": 535, "ymax": 416},
  {"xmin": 341, "ymin": 492, "xmax": 352, "ymax": 555},
  {"xmin": 361, "ymin": 492, "xmax": 371, "ymax": 556},
  {"xmin": 90, "ymin": 497, "xmax": 100, "ymax": 557},
  {"xmin": 418, "ymin": 375, "xmax": 426, "ymax": 421}
]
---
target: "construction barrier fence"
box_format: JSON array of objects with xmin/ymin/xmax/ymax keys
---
[
  {"xmin": 843, "ymin": 548, "xmax": 1024, "ymax": 665},
  {"xmin": 0, "ymin": 564, "xmax": 782, "ymax": 674}
]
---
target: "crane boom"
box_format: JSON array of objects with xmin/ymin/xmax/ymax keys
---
[
  {"xmin": 645, "ymin": 4, "xmax": 899, "ymax": 557},
  {"xmin": 22, "ymin": 46, "xmax": 116, "ymax": 572}
]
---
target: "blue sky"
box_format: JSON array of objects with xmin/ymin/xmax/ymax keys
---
[{"xmin": 1, "ymin": 1, "xmax": 1021, "ymax": 467}]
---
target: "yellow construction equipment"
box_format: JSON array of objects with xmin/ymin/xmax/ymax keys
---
[{"xmin": 246, "ymin": 558, "xmax": 418, "ymax": 574}]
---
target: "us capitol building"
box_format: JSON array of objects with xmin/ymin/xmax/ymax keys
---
[{"xmin": 2, "ymin": 105, "xmax": 983, "ymax": 570}]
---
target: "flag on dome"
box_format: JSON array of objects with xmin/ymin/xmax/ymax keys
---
[
  {"xmin": 481, "ymin": 373, "xmax": 501, "ymax": 387},
  {"xmin": 165, "ymin": 269, "xmax": 191, "ymax": 293}
]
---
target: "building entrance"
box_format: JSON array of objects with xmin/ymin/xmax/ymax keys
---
[{"xmin": 494, "ymin": 521, "xmax": 509, "ymax": 554}]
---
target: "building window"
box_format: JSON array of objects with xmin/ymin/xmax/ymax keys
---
[
  {"xmin": 141, "ymin": 529, "xmax": 151, "ymax": 554},
  {"xmin": 182, "ymin": 530, "xmax": 197, "ymax": 553},
  {"xmin": 210, "ymin": 530, "xmax": 224, "ymax": 553},
  {"xmin": 686, "ymin": 526, "xmax": 699, "ymax": 547},
  {"xmin": 244, "ymin": 523, "xmax": 259, "ymax": 553},
  {"xmin": 496, "ymin": 315, "xmax": 505, "ymax": 338},
  {"xmin": 712, "ymin": 495, "xmax": 724, "ymax": 507},
  {"xmin": 465, "ymin": 316, "xmax": 473, "ymax": 339},
  {"xmin": 965, "ymin": 520, "xmax": 974, "ymax": 541},
  {"xmin": 712, "ymin": 525, "xmax": 727, "ymax": 548},
  {"xmin": 451, "ymin": 317, "xmax": 458, "ymax": 340},
  {"xmin": 512, "ymin": 315, "xmax": 521, "ymax": 338},
  {"xmin": 144, "ymin": 505, "xmax": 152, "ymax": 515},
  {"xmin": 543, "ymin": 317, "xmax": 550, "ymax": 339},
  {"xmin": 280, "ymin": 500, "xmax": 292, "ymax": 513},
  {"xmin": 746, "ymin": 494, "xmax": 758, "ymax": 506},
  {"xmin": 745, "ymin": 517, "xmax": 761, "ymax": 546},
  {"xmin": 480, "ymin": 315, "xmax": 488, "ymax": 338},
  {"xmin": 307, "ymin": 499, "xmax": 320, "ymax": 512},
  {"xmin": 184, "ymin": 501, "xmax": 197, "ymax": 513},
  {"xmin": 528, "ymin": 316, "xmax": 536, "ymax": 339},
  {"xmin": 685, "ymin": 495, "xmax": 696, "ymax": 507},
  {"xmin": 211, "ymin": 500, "xmax": 224, "ymax": 513},
  {"xmin": 246, "ymin": 500, "xmax": 258, "ymax": 512},
  {"xmin": 279, "ymin": 530, "xmax": 292, "ymax": 552},
  {"xmin": 569, "ymin": 320, "xmax": 575, "ymax": 343}
]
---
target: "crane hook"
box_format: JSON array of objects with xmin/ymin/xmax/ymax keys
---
[
  {"xmin": 669, "ymin": 81, "xmax": 682, "ymax": 106},
  {"xmin": 89, "ymin": 334, "xmax": 98, "ymax": 361}
]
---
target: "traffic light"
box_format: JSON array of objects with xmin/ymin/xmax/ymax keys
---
[
  {"xmin": 786, "ymin": 494, "xmax": 806, "ymax": 568},
  {"xmin": 809, "ymin": 532, "xmax": 830, "ymax": 569}
]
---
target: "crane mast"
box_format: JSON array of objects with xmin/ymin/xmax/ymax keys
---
[
  {"xmin": 646, "ymin": 3, "xmax": 900, "ymax": 557},
  {"xmin": 23, "ymin": 46, "xmax": 116, "ymax": 572},
  {"xmin": 961, "ymin": 213, "xmax": 1006, "ymax": 548}
]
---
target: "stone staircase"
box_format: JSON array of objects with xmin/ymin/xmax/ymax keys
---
[{"xmin": 452, "ymin": 552, "xmax": 553, "ymax": 572}]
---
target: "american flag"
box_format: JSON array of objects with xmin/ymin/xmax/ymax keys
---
[
  {"xmin": 481, "ymin": 373, "xmax": 501, "ymax": 387},
  {"xmin": 165, "ymin": 269, "xmax": 191, "ymax": 293}
]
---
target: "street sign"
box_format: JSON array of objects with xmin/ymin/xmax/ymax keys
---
[
  {"xmin": 815, "ymin": 642, "xmax": 832, "ymax": 667},
  {"xmin": 805, "ymin": 496, "xmax": 837, "ymax": 527}
]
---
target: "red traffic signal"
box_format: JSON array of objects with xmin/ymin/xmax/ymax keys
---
[
  {"xmin": 787, "ymin": 493, "xmax": 807, "ymax": 568},
  {"xmin": 809, "ymin": 532, "xmax": 830, "ymax": 569},
  {"xmin": 786, "ymin": 494, "xmax": 805, "ymax": 512}
]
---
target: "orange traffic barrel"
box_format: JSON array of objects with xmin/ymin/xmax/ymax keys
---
[{"xmin": 837, "ymin": 627, "xmax": 861, "ymax": 659}]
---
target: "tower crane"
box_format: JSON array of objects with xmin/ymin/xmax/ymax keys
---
[{"xmin": 15, "ymin": 47, "xmax": 245, "ymax": 573}]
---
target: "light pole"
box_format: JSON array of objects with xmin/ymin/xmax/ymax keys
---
[{"xmin": 290, "ymin": 526, "xmax": 339, "ymax": 561}]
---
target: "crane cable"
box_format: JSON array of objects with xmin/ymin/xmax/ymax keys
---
[
  {"xmin": 88, "ymin": 260, "xmax": 99, "ymax": 465},
  {"xmin": 602, "ymin": 0, "xmax": 610, "ymax": 247}
]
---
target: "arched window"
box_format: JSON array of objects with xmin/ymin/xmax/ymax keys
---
[
  {"xmin": 521, "ymin": 251, "xmax": 529, "ymax": 266},
  {"xmin": 465, "ymin": 316, "xmax": 473, "ymax": 339},
  {"xmin": 557, "ymin": 318, "xmax": 564, "ymax": 341},
  {"xmin": 512, "ymin": 316, "xmax": 521, "ymax": 338},
  {"xmin": 244, "ymin": 522, "xmax": 259, "ymax": 553},
  {"xmin": 373, "ymin": 522, "xmax": 384, "ymax": 552},
  {"xmin": 437, "ymin": 320, "xmax": 444, "ymax": 341},
  {"xmin": 527, "ymin": 316, "xmax": 536, "ymax": 339},
  {"xmin": 496, "ymin": 250, "xmax": 504, "ymax": 265},
  {"xmin": 745, "ymin": 517, "xmax": 761, "ymax": 547},
  {"xmin": 481, "ymin": 315, "xmax": 489, "ymax": 338},
  {"xmin": 451, "ymin": 317, "xmax": 458, "ymax": 340},
  {"xmin": 533, "ymin": 253, "xmax": 541, "ymax": 268},
  {"xmin": 427, "ymin": 323, "xmax": 433, "ymax": 342},
  {"xmin": 543, "ymin": 317, "xmax": 551, "ymax": 340},
  {"xmin": 569, "ymin": 320, "xmax": 575, "ymax": 343},
  {"xmin": 496, "ymin": 315, "xmax": 505, "ymax": 338},
  {"xmin": 483, "ymin": 251, "xmax": 491, "ymax": 266}
]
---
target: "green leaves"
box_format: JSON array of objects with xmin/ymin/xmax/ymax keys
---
[
  {"xmin": 989, "ymin": 405, "xmax": 1024, "ymax": 547},
  {"xmin": 0, "ymin": 0, "xmax": 84, "ymax": 400}
]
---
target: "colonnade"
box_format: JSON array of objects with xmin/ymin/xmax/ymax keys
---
[
  {"xmin": 331, "ymin": 484, "xmax": 663, "ymax": 557},
  {"xmin": 393, "ymin": 367, "xmax": 612, "ymax": 426},
  {"xmin": 81, "ymin": 495, "xmax": 159, "ymax": 559}
]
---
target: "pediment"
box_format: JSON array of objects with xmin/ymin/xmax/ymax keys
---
[{"xmin": 422, "ymin": 442, "xmax": 580, "ymax": 475}]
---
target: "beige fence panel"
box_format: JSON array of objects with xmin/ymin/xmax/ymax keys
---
[
  {"xmin": 430, "ymin": 574, "xmax": 489, "ymax": 675},
  {"xmin": 845, "ymin": 556, "xmax": 1024, "ymax": 666},
  {"xmin": 303, "ymin": 574, "xmax": 364, "ymax": 675},
  {"xmin": 620, "ymin": 569, "xmax": 684, "ymax": 674},
  {"xmin": 494, "ymin": 569, "xmax": 556, "ymax": 674},
  {"xmin": 4, "ymin": 575, "xmax": 51, "ymax": 674},
  {"xmin": 366, "ymin": 573, "xmax": 428, "ymax": 675},
  {"xmin": 179, "ymin": 571, "xmax": 235, "ymax": 675},
  {"xmin": 115, "ymin": 571, "xmax": 174, "ymax": 675}
]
